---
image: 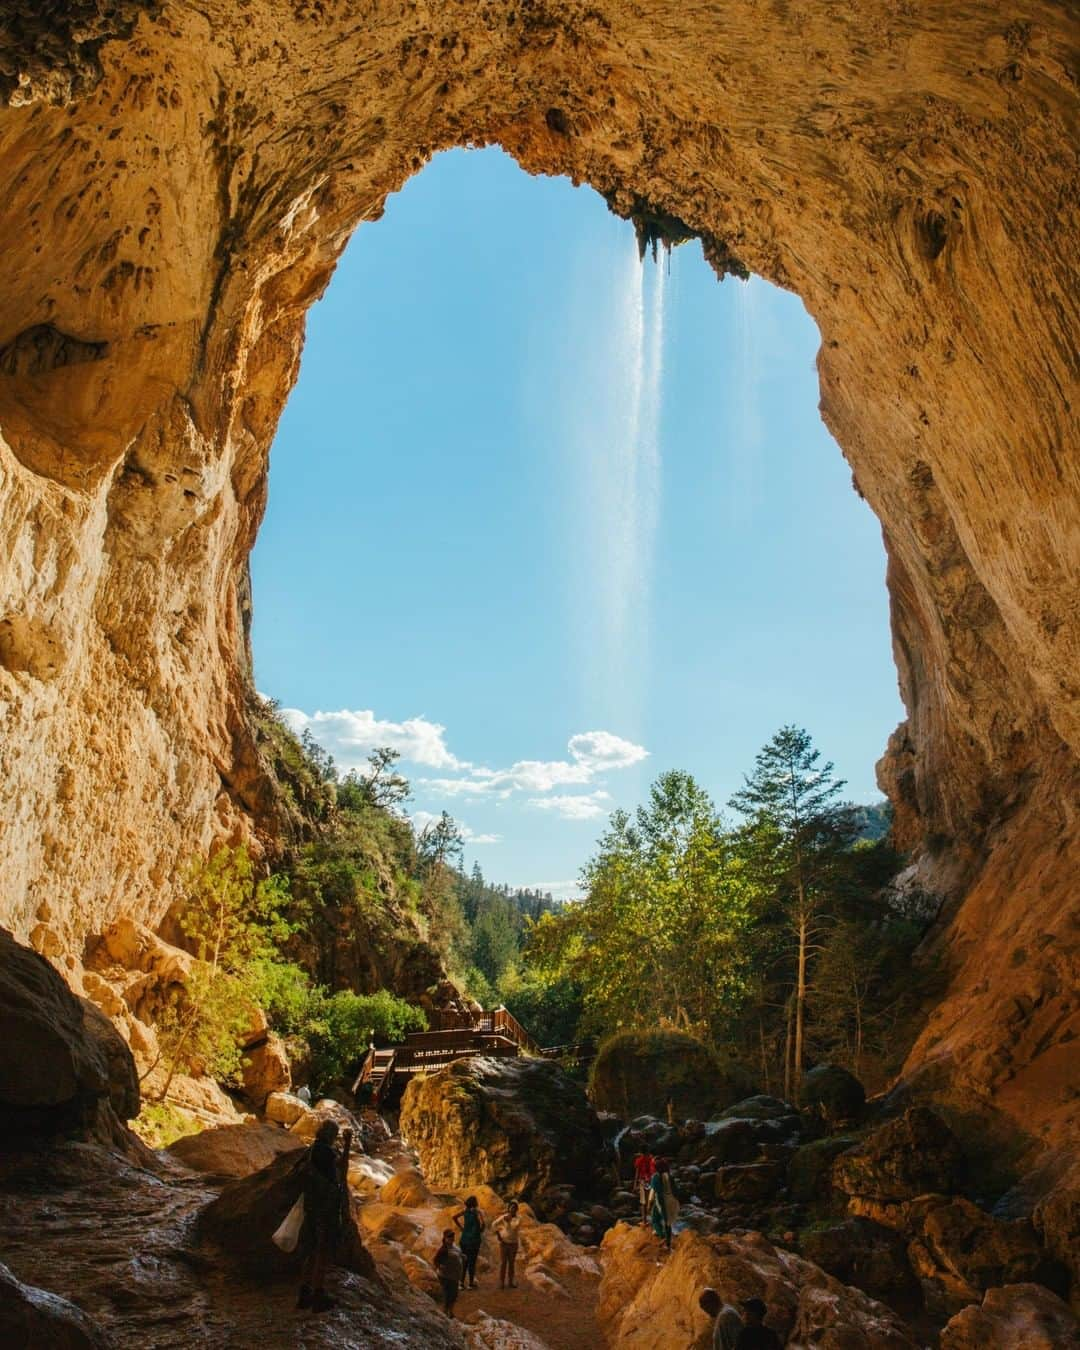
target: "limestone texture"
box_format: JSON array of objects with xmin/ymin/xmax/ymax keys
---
[
  {"xmin": 167, "ymin": 1120, "xmax": 305, "ymax": 1177},
  {"xmin": 598, "ymin": 1223, "xmax": 917, "ymax": 1348},
  {"xmin": 0, "ymin": 0, "xmax": 1076, "ymax": 1158},
  {"xmin": 400, "ymin": 1055, "xmax": 601, "ymax": 1201},
  {"xmin": 939, "ymin": 1281, "xmax": 1080, "ymax": 1349}
]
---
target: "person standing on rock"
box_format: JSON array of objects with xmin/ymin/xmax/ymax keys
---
[
  {"xmin": 434, "ymin": 1228, "xmax": 465, "ymax": 1316},
  {"xmin": 297, "ymin": 1119, "xmax": 349, "ymax": 1313},
  {"xmin": 649, "ymin": 1157, "xmax": 678, "ymax": 1250},
  {"xmin": 452, "ymin": 1195, "xmax": 485, "ymax": 1289},
  {"xmin": 634, "ymin": 1151, "xmax": 655, "ymax": 1226},
  {"xmin": 734, "ymin": 1297, "xmax": 781, "ymax": 1349},
  {"xmin": 492, "ymin": 1200, "xmax": 521, "ymax": 1288},
  {"xmin": 698, "ymin": 1287, "xmax": 743, "ymax": 1349}
]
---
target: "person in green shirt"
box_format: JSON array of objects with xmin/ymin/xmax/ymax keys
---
[{"xmin": 452, "ymin": 1195, "xmax": 486, "ymax": 1289}]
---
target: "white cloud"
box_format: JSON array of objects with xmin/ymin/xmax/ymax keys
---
[
  {"xmin": 528, "ymin": 790, "xmax": 612, "ymax": 820},
  {"xmin": 419, "ymin": 730, "xmax": 648, "ymax": 797},
  {"xmin": 567, "ymin": 730, "xmax": 650, "ymax": 772},
  {"xmin": 281, "ymin": 707, "xmax": 464, "ymax": 770}
]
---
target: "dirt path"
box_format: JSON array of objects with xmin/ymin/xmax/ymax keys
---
[{"xmin": 455, "ymin": 1264, "xmax": 602, "ymax": 1349}]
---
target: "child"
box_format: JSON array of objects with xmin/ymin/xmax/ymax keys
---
[{"xmin": 434, "ymin": 1229, "xmax": 464, "ymax": 1316}]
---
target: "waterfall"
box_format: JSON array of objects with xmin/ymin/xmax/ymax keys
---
[
  {"xmin": 585, "ymin": 233, "xmax": 666, "ymax": 732},
  {"xmin": 729, "ymin": 275, "xmax": 761, "ymax": 520}
]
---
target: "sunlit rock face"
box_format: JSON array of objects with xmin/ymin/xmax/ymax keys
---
[{"xmin": 0, "ymin": 2, "xmax": 1076, "ymax": 1147}]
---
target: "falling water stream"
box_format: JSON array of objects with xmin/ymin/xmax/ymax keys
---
[{"xmin": 587, "ymin": 233, "xmax": 667, "ymax": 733}]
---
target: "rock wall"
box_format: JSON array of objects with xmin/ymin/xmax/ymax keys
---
[{"xmin": 0, "ymin": 3, "xmax": 1076, "ymax": 1144}]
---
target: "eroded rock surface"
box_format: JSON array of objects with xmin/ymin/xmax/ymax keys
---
[
  {"xmin": 0, "ymin": 0, "xmax": 1076, "ymax": 1160},
  {"xmin": 400, "ymin": 1056, "xmax": 601, "ymax": 1202},
  {"xmin": 598, "ymin": 1223, "xmax": 917, "ymax": 1348},
  {"xmin": 939, "ymin": 1281, "xmax": 1080, "ymax": 1350}
]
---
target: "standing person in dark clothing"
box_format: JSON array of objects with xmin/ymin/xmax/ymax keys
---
[
  {"xmin": 297, "ymin": 1120, "xmax": 348, "ymax": 1313},
  {"xmin": 735, "ymin": 1297, "xmax": 781, "ymax": 1349},
  {"xmin": 434, "ymin": 1229, "xmax": 464, "ymax": 1316},
  {"xmin": 452, "ymin": 1195, "xmax": 485, "ymax": 1289}
]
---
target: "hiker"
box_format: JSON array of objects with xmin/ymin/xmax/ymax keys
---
[
  {"xmin": 698, "ymin": 1287, "xmax": 743, "ymax": 1349},
  {"xmin": 452, "ymin": 1194, "xmax": 485, "ymax": 1289},
  {"xmin": 297, "ymin": 1119, "xmax": 349, "ymax": 1312},
  {"xmin": 649, "ymin": 1156, "xmax": 678, "ymax": 1250},
  {"xmin": 434, "ymin": 1229, "xmax": 464, "ymax": 1317},
  {"xmin": 735, "ymin": 1297, "xmax": 781, "ymax": 1349},
  {"xmin": 492, "ymin": 1200, "xmax": 521, "ymax": 1288},
  {"xmin": 633, "ymin": 1151, "xmax": 655, "ymax": 1226}
]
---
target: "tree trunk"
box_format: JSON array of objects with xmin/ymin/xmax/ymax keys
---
[
  {"xmin": 794, "ymin": 908, "xmax": 808, "ymax": 1104},
  {"xmin": 759, "ymin": 1016, "xmax": 770, "ymax": 1095},
  {"xmin": 783, "ymin": 994, "xmax": 795, "ymax": 1101}
]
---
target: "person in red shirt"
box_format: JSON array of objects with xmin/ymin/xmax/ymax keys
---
[{"xmin": 633, "ymin": 1152, "xmax": 655, "ymax": 1226}]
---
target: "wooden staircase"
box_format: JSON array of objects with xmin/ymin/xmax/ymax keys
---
[{"xmin": 351, "ymin": 1006, "xmax": 545, "ymax": 1107}]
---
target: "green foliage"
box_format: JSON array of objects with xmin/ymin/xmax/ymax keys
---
[
  {"xmin": 589, "ymin": 1028, "xmax": 750, "ymax": 1120},
  {"xmin": 527, "ymin": 770, "xmax": 756, "ymax": 1042},
  {"xmin": 498, "ymin": 967, "xmax": 585, "ymax": 1050},
  {"xmin": 131, "ymin": 1101, "xmax": 202, "ymax": 1149},
  {"xmin": 153, "ymin": 845, "xmax": 295, "ymax": 1100},
  {"xmin": 306, "ymin": 988, "xmax": 427, "ymax": 1088}
]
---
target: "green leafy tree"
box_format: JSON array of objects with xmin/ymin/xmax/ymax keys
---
[
  {"xmin": 153, "ymin": 846, "xmax": 293, "ymax": 1101},
  {"xmin": 729, "ymin": 726, "xmax": 857, "ymax": 1100},
  {"xmin": 530, "ymin": 771, "xmax": 756, "ymax": 1041}
]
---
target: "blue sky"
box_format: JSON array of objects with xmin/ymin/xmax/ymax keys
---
[{"xmin": 251, "ymin": 147, "xmax": 903, "ymax": 898}]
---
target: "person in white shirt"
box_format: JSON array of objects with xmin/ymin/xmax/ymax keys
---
[{"xmin": 492, "ymin": 1200, "xmax": 522, "ymax": 1288}]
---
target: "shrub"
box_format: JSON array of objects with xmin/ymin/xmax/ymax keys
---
[{"xmin": 588, "ymin": 1028, "xmax": 751, "ymax": 1120}]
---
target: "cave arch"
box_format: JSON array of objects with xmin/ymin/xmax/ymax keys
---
[{"xmin": 0, "ymin": 2, "xmax": 1076, "ymax": 1144}]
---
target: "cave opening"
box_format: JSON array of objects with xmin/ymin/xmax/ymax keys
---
[{"xmin": 249, "ymin": 146, "xmax": 902, "ymax": 892}]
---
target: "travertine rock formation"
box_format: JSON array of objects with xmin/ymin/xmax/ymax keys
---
[{"xmin": 0, "ymin": 2, "xmax": 1077, "ymax": 1150}]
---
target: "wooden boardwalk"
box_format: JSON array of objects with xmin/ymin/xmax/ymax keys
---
[{"xmin": 353, "ymin": 1005, "xmax": 547, "ymax": 1105}]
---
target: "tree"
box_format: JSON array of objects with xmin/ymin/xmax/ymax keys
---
[
  {"xmin": 343, "ymin": 746, "xmax": 411, "ymax": 813},
  {"xmin": 529, "ymin": 771, "xmax": 756, "ymax": 1041},
  {"xmin": 153, "ymin": 846, "xmax": 293, "ymax": 1101},
  {"xmin": 729, "ymin": 726, "xmax": 857, "ymax": 1100},
  {"xmin": 417, "ymin": 810, "xmax": 464, "ymax": 873}
]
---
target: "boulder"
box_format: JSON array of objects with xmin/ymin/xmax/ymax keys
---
[
  {"xmin": 0, "ymin": 927, "xmax": 139, "ymax": 1145},
  {"xmin": 1033, "ymin": 1161, "xmax": 1080, "ymax": 1287},
  {"xmin": 787, "ymin": 1135, "xmax": 859, "ymax": 1204},
  {"xmin": 288, "ymin": 1097, "xmax": 363, "ymax": 1145},
  {"xmin": 713, "ymin": 1162, "xmax": 785, "ymax": 1204},
  {"xmin": 264, "ymin": 1090, "xmax": 310, "ymax": 1127},
  {"xmin": 717, "ymin": 1095, "xmax": 796, "ymax": 1122},
  {"xmin": 589, "ymin": 1030, "xmax": 749, "ymax": 1120},
  {"xmin": 800, "ymin": 1217, "xmax": 917, "ymax": 1303},
  {"xmin": 240, "ymin": 1032, "xmax": 291, "ymax": 1109},
  {"xmin": 801, "ymin": 1064, "xmax": 866, "ymax": 1123},
  {"xmin": 903, "ymin": 1194, "xmax": 1064, "ymax": 1316},
  {"xmin": 598, "ymin": 1223, "xmax": 918, "ymax": 1348},
  {"xmin": 939, "ymin": 1282, "xmax": 1080, "ymax": 1349},
  {"xmin": 399, "ymin": 1055, "xmax": 601, "ymax": 1202},
  {"xmin": 833, "ymin": 1107, "xmax": 965, "ymax": 1203},
  {"xmin": 167, "ymin": 1122, "xmax": 305, "ymax": 1178},
  {"xmin": 0, "ymin": 1261, "xmax": 111, "ymax": 1349},
  {"xmin": 198, "ymin": 1146, "xmax": 376, "ymax": 1280}
]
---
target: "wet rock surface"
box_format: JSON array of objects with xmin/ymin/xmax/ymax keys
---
[
  {"xmin": 400, "ymin": 1056, "xmax": 602, "ymax": 1204},
  {"xmin": 0, "ymin": 1140, "xmax": 462, "ymax": 1348},
  {"xmin": 0, "ymin": 1260, "xmax": 111, "ymax": 1350}
]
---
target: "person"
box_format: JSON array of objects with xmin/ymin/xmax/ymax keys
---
[
  {"xmin": 297, "ymin": 1119, "xmax": 349, "ymax": 1312},
  {"xmin": 452, "ymin": 1194, "xmax": 485, "ymax": 1289},
  {"xmin": 649, "ymin": 1156, "xmax": 678, "ymax": 1250},
  {"xmin": 698, "ymin": 1287, "xmax": 743, "ymax": 1349},
  {"xmin": 735, "ymin": 1297, "xmax": 781, "ymax": 1349},
  {"xmin": 633, "ymin": 1151, "xmax": 655, "ymax": 1226},
  {"xmin": 492, "ymin": 1200, "xmax": 521, "ymax": 1288},
  {"xmin": 433, "ymin": 1229, "xmax": 464, "ymax": 1317}
]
